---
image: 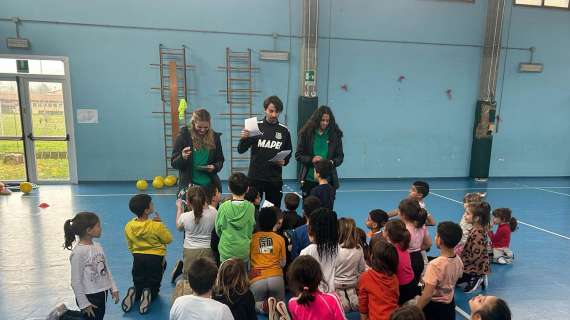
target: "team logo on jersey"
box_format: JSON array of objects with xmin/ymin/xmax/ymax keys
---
[{"xmin": 275, "ymin": 132, "xmax": 282, "ymax": 140}]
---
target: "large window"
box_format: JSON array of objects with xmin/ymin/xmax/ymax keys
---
[{"xmin": 515, "ymin": 0, "xmax": 570, "ymax": 9}]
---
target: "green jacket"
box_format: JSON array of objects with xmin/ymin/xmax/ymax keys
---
[{"xmin": 215, "ymin": 200, "xmax": 255, "ymax": 261}]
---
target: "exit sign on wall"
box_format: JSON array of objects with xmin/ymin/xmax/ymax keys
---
[
  {"xmin": 16, "ymin": 60, "xmax": 29, "ymax": 73},
  {"xmin": 304, "ymin": 70, "xmax": 315, "ymax": 82}
]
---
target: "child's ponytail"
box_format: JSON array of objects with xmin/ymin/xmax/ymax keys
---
[
  {"xmin": 187, "ymin": 186, "xmax": 207, "ymax": 224},
  {"xmin": 63, "ymin": 218, "xmax": 76, "ymax": 250},
  {"xmin": 297, "ymin": 286, "xmax": 315, "ymax": 305},
  {"xmin": 287, "ymin": 255, "xmax": 322, "ymax": 306},
  {"xmin": 509, "ymin": 217, "xmax": 518, "ymax": 232}
]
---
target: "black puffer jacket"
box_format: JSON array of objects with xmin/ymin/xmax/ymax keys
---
[{"xmin": 171, "ymin": 126, "xmax": 224, "ymax": 192}]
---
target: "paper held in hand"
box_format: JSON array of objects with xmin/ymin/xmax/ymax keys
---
[
  {"xmin": 261, "ymin": 200, "xmax": 274, "ymax": 208},
  {"xmin": 245, "ymin": 117, "xmax": 263, "ymax": 137},
  {"xmin": 268, "ymin": 150, "xmax": 291, "ymax": 162}
]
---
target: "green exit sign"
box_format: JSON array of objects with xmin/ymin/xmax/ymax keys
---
[
  {"xmin": 304, "ymin": 70, "xmax": 315, "ymax": 82},
  {"xmin": 16, "ymin": 60, "xmax": 29, "ymax": 73}
]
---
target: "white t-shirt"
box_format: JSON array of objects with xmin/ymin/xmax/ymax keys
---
[
  {"xmin": 170, "ymin": 295, "xmax": 234, "ymax": 320},
  {"xmin": 300, "ymin": 244, "xmax": 339, "ymax": 293},
  {"xmin": 178, "ymin": 206, "xmax": 217, "ymax": 249},
  {"xmin": 70, "ymin": 242, "xmax": 118, "ymax": 309}
]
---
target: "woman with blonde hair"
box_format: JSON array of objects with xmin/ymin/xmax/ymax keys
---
[{"xmin": 171, "ymin": 108, "xmax": 225, "ymax": 192}]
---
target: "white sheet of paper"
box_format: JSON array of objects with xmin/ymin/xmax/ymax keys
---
[
  {"xmin": 245, "ymin": 117, "xmax": 262, "ymax": 137},
  {"xmin": 261, "ymin": 200, "xmax": 274, "ymax": 208},
  {"xmin": 268, "ymin": 150, "xmax": 291, "ymax": 162}
]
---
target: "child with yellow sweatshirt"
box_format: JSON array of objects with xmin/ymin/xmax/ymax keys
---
[{"xmin": 122, "ymin": 194, "xmax": 172, "ymax": 315}]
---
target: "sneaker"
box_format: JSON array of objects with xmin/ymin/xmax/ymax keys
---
[
  {"xmin": 276, "ymin": 301, "xmax": 290, "ymax": 320},
  {"xmin": 139, "ymin": 288, "xmax": 152, "ymax": 314},
  {"xmin": 171, "ymin": 260, "xmax": 183, "ymax": 283},
  {"xmin": 497, "ymin": 257, "xmax": 508, "ymax": 264},
  {"xmin": 268, "ymin": 297, "xmax": 277, "ymax": 320},
  {"xmin": 121, "ymin": 287, "xmax": 136, "ymax": 313},
  {"xmin": 464, "ymin": 276, "xmax": 484, "ymax": 293},
  {"xmin": 482, "ymin": 275, "xmax": 489, "ymax": 290}
]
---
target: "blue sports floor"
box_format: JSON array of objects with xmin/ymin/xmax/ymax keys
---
[{"xmin": 1, "ymin": 177, "xmax": 569, "ymax": 320}]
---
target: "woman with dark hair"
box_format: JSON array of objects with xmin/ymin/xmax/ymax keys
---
[
  {"xmin": 171, "ymin": 108, "xmax": 225, "ymax": 193},
  {"xmin": 296, "ymin": 105, "xmax": 344, "ymax": 197}
]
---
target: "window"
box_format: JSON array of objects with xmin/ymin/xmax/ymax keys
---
[
  {"xmin": 514, "ymin": 0, "xmax": 570, "ymax": 9},
  {"xmin": 0, "ymin": 58, "xmax": 65, "ymax": 75}
]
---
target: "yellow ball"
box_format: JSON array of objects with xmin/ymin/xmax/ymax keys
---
[
  {"xmin": 20, "ymin": 182, "xmax": 33, "ymax": 193},
  {"xmin": 136, "ymin": 179, "xmax": 148, "ymax": 191},
  {"xmin": 152, "ymin": 179, "xmax": 164, "ymax": 189},
  {"xmin": 153, "ymin": 176, "xmax": 164, "ymax": 183},
  {"xmin": 164, "ymin": 175, "xmax": 177, "ymax": 187}
]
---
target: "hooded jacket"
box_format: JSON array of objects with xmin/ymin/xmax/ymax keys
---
[
  {"xmin": 215, "ymin": 200, "xmax": 255, "ymax": 261},
  {"xmin": 358, "ymin": 268, "xmax": 399, "ymax": 320},
  {"xmin": 171, "ymin": 126, "xmax": 224, "ymax": 191},
  {"xmin": 125, "ymin": 218, "xmax": 173, "ymax": 256}
]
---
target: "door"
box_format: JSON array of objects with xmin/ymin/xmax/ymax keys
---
[
  {"xmin": 0, "ymin": 79, "xmax": 27, "ymax": 181},
  {"xmin": 0, "ymin": 57, "xmax": 77, "ymax": 183}
]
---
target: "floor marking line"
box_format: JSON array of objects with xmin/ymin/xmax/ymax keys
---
[
  {"xmin": 16, "ymin": 185, "xmax": 570, "ymax": 198},
  {"xmin": 517, "ymin": 221, "xmax": 570, "ymax": 240},
  {"xmin": 335, "ymin": 186, "xmax": 570, "ymax": 193},
  {"xmin": 431, "ymin": 192, "xmax": 570, "ymax": 241},
  {"xmin": 532, "ymin": 187, "xmax": 570, "ymax": 197},
  {"xmin": 456, "ymin": 306, "xmax": 471, "ymax": 319},
  {"xmin": 508, "ymin": 182, "xmax": 570, "ymax": 197},
  {"xmin": 430, "ymin": 192, "xmax": 463, "ymax": 204}
]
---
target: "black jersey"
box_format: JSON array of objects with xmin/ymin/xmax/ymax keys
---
[{"xmin": 237, "ymin": 118, "xmax": 293, "ymax": 182}]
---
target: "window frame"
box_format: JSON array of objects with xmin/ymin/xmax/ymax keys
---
[{"xmin": 513, "ymin": 0, "xmax": 570, "ymax": 10}]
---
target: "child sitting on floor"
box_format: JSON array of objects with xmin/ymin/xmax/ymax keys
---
[
  {"xmin": 335, "ymin": 217, "xmax": 366, "ymax": 312},
  {"xmin": 488, "ymin": 208, "xmax": 517, "ymax": 264}
]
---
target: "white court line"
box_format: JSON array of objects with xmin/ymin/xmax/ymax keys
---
[
  {"xmin": 336, "ymin": 186, "xmax": 570, "ymax": 193},
  {"xmin": 22, "ymin": 192, "xmax": 178, "ymax": 198},
  {"xmin": 517, "ymin": 221, "xmax": 570, "ymax": 240},
  {"xmin": 18, "ymin": 185, "xmax": 570, "ymax": 198},
  {"xmin": 531, "ymin": 187, "xmax": 570, "ymax": 197},
  {"xmin": 430, "ymin": 192, "xmax": 463, "ymax": 204},
  {"xmin": 456, "ymin": 306, "xmax": 471, "ymax": 319},
  {"xmin": 507, "ymin": 182, "xmax": 570, "ymax": 197},
  {"xmin": 430, "ymin": 192, "xmax": 570, "ymax": 241}
]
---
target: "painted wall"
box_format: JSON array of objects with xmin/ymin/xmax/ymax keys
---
[
  {"xmin": 0, "ymin": 0, "xmax": 302, "ymax": 181},
  {"xmin": 1, "ymin": 0, "xmax": 568, "ymax": 181},
  {"xmin": 490, "ymin": 5, "xmax": 570, "ymax": 177}
]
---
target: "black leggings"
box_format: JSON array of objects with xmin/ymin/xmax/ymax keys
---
[{"xmin": 77, "ymin": 291, "xmax": 106, "ymax": 320}]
